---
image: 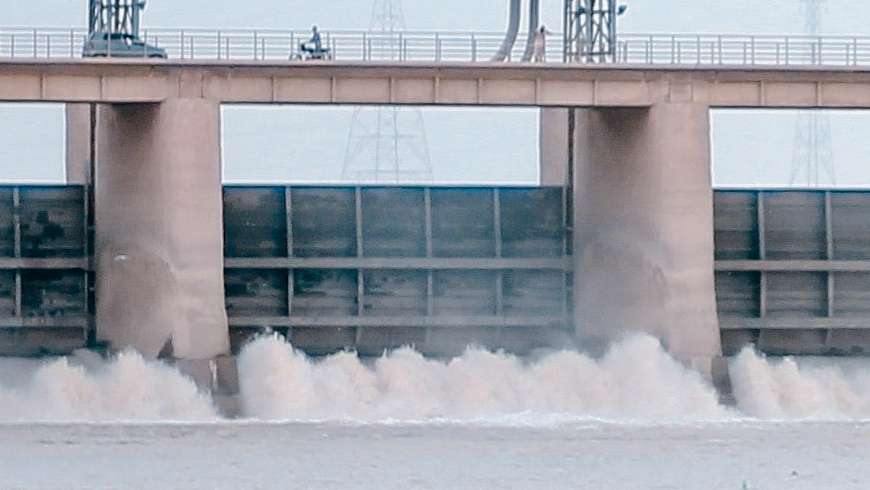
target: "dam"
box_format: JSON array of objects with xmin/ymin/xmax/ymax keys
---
[
  {"xmin": 3, "ymin": 58, "xmax": 870, "ymax": 381},
  {"xmin": 4, "ymin": 1, "xmax": 870, "ymax": 391},
  {"xmin": 7, "ymin": 1, "xmax": 870, "ymax": 488}
]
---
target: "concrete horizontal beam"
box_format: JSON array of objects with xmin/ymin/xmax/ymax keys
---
[
  {"xmin": 0, "ymin": 258, "xmax": 88, "ymax": 270},
  {"xmin": 716, "ymin": 260, "xmax": 870, "ymax": 272},
  {"xmin": 5, "ymin": 60, "xmax": 870, "ymax": 107},
  {"xmin": 0, "ymin": 316, "xmax": 88, "ymax": 328},
  {"xmin": 228, "ymin": 315, "xmax": 567, "ymax": 328},
  {"xmin": 225, "ymin": 257, "xmax": 571, "ymax": 270},
  {"xmin": 720, "ymin": 317, "xmax": 870, "ymax": 330}
]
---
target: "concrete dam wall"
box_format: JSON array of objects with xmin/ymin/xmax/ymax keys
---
[{"xmin": 2, "ymin": 185, "xmax": 870, "ymax": 357}]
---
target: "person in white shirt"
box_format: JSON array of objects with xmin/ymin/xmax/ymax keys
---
[{"xmin": 533, "ymin": 26, "xmax": 553, "ymax": 63}]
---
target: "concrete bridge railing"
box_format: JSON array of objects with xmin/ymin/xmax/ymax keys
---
[{"xmin": 3, "ymin": 27, "xmax": 870, "ymax": 66}]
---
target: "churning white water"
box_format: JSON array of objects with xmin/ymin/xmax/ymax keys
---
[
  {"xmin": 730, "ymin": 348, "xmax": 870, "ymax": 419},
  {"xmin": 237, "ymin": 334, "xmax": 727, "ymax": 421},
  {"xmin": 2, "ymin": 333, "xmax": 870, "ymax": 422},
  {"xmin": 0, "ymin": 350, "xmax": 217, "ymax": 422}
]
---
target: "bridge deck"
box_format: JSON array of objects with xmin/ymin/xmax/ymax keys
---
[{"xmin": 4, "ymin": 59, "xmax": 870, "ymax": 108}]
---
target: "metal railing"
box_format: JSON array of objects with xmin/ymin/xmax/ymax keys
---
[
  {"xmin": 619, "ymin": 34, "xmax": 870, "ymax": 66},
  {"xmin": 2, "ymin": 27, "xmax": 870, "ymax": 67}
]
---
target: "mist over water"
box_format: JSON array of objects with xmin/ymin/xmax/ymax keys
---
[{"xmin": 1, "ymin": 334, "xmax": 870, "ymax": 423}]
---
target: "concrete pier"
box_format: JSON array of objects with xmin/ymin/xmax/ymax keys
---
[
  {"xmin": 65, "ymin": 104, "xmax": 91, "ymax": 185},
  {"xmin": 572, "ymin": 103, "xmax": 722, "ymax": 367},
  {"xmin": 95, "ymin": 98, "xmax": 229, "ymax": 360}
]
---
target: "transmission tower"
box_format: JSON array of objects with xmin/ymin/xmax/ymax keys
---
[
  {"xmin": 341, "ymin": 0, "xmax": 433, "ymax": 184},
  {"xmin": 791, "ymin": 0, "xmax": 835, "ymax": 187},
  {"xmin": 88, "ymin": 0, "xmax": 145, "ymax": 38},
  {"xmin": 563, "ymin": 0, "xmax": 627, "ymax": 63}
]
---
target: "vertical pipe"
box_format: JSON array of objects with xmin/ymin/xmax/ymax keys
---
[
  {"xmin": 521, "ymin": 0, "xmax": 541, "ymax": 62},
  {"xmin": 492, "ymin": 0, "xmax": 522, "ymax": 62}
]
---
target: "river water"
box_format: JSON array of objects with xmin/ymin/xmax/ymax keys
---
[{"xmin": 1, "ymin": 334, "xmax": 869, "ymax": 489}]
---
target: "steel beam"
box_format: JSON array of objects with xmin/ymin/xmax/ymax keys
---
[{"xmin": 228, "ymin": 315, "xmax": 566, "ymax": 328}]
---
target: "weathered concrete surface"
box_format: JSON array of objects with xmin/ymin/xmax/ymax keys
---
[
  {"xmin": 95, "ymin": 98, "xmax": 229, "ymax": 360},
  {"xmin": 65, "ymin": 104, "xmax": 91, "ymax": 184},
  {"xmin": 572, "ymin": 103, "xmax": 722, "ymax": 367},
  {"xmin": 540, "ymin": 108, "xmax": 568, "ymax": 185},
  {"xmin": 8, "ymin": 59, "xmax": 870, "ymax": 108}
]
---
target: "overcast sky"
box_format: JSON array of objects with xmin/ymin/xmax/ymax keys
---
[
  {"xmin": 7, "ymin": 0, "xmax": 870, "ymax": 34},
  {"xmin": 2, "ymin": 0, "xmax": 870, "ymax": 186}
]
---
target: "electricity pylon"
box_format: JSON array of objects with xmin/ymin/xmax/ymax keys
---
[
  {"xmin": 563, "ymin": 0, "xmax": 627, "ymax": 63},
  {"xmin": 88, "ymin": 0, "xmax": 146, "ymax": 39},
  {"xmin": 341, "ymin": 0, "xmax": 433, "ymax": 184},
  {"xmin": 791, "ymin": 0, "xmax": 835, "ymax": 187}
]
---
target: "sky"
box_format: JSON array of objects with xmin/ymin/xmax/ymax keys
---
[{"xmin": 3, "ymin": 0, "xmax": 870, "ymax": 186}]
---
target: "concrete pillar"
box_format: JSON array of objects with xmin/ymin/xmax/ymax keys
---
[
  {"xmin": 95, "ymin": 98, "xmax": 229, "ymax": 360},
  {"xmin": 539, "ymin": 108, "xmax": 569, "ymax": 186},
  {"xmin": 65, "ymin": 104, "xmax": 91, "ymax": 184},
  {"xmin": 572, "ymin": 103, "xmax": 721, "ymax": 368}
]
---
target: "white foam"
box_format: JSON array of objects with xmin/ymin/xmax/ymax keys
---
[
  {"xmin": 237, "ymin": 333, "xmax": 728, "ymax": 421},
  {"xmin": 729, "ymin": 347, "xmax": 870, "ymax": 419},
  {"xmin": 4, "ymin": 333, "xmax": 870, "ymax": 423},
  {"xmin": 0, "ymin": 350, "xmax": 217, "ymax": 422}
]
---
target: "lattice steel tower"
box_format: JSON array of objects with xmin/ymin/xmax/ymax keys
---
[
  {"xmin": 341, "ymin": 0, "xmax": 433, "ymax": 183},
  {"xmin": 88, "ymin": 0, "xmax": 145, "ymax": 38},
  {"xmin": 791, "ymin": 0, "xmax": 835, "ymax": 186},
  {"xmin": 563, "ymin": 0, "xmax": 626, "ymax": 63}
]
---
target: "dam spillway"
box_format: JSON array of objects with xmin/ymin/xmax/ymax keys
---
[{"xmin": 1, "ymin": 185, "xmax": 870, "ymax": 358}]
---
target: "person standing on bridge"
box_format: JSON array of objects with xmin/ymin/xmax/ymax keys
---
[{"xmin": 533, "ymin": 25, "xmax": 554, "ymax": 63}]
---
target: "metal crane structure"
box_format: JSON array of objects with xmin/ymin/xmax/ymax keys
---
[
  {"xmin": 563, "ymin": 0, "xmax": 627, "ymax": 63},
  {"xmin": 341, "ymin": 0, "xmax": 433, "ymax": 184},
  {"xmin": 790, "ymin": 0, "xmax": 835, "ymax": 186}
]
